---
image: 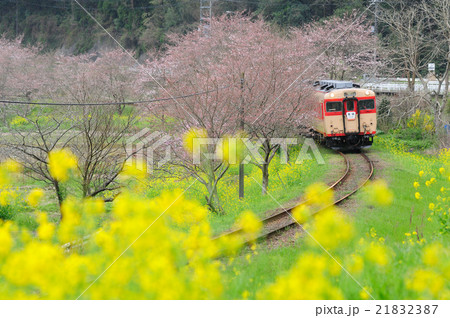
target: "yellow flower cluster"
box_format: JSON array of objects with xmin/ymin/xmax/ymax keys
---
[
  {"xmin": 237, "ymin": 211, "xmax": 262, "ymax": 242},
  {"xmin": 257, "ymin": 252, "xmax": 344, "ymax": 299},
  {"xmin": 48, "ymin": 149, "xmax": 78, "ymax": 182},
  {"xmin": 182, "ymin": 127, "xmax": 208, "ymax": 154},
  {"xmin": 9, "ymin": 116, "xmax": 28, "ymax": 127},
  {"xmin": 407, "ymin": 109, "xmax": 434, "ymax": 132},
  {"xmin": 0, "ymin": 157, "xmax": 267, "ymax": 299},
  {"xmin": 304, "ymin": 183, "xmax": 334, "ymax": 207},
  {"xmin": 215, "ymin": 132, "xmax": 247, "ymax": 165},
  {"xmin": 0, "ymin": 160, "xmax": 21, "ymax": 186},
  {"xmin": 26, "ymin": 189, "xmax": 45, "ymax": 207},
  {"xmin": 307, "ymin": 208, "xmax": 354, "ymax": 250},
  {"xmin": 413, "ymin": 165, "xmax": 450, "ymax": 234},
  {"xmin": 405, "ymin": 242, "xmax": 449, "ymax": 299},
  {"xmin": 0, "ymin": 188, "xmax": 18, "ymax": 207},
  {"xmin": 0, "ymin": 190, "xmax": 255, "ymax": 299},
  {"xmin": 365, "ymin": 179, "xmax": 394, "ymax": 206}
]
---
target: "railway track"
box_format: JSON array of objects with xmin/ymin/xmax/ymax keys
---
[{"xmin": 213, "ymin": 151, "xmax": 374, "ymax": 244}]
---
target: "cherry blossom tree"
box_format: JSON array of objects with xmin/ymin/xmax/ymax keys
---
[
  {"xmin": 298, "ymin": 11, "xmax": 381, "ymax": 81},
  {"xmin": 0, "ymin": 38, "xmax": 48, "ymax": 126},
  {"xmin": 0, "ymin": 45, "xmax": 141, "ymax": 209},
  {"xmin": 148, "ymin": 14, "xmax": 318, "ymax": 199}
]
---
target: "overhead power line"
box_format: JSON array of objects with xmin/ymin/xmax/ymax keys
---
[{"xmin": 0, "ymin": 87, "xmax": 227, "ymax": 107}]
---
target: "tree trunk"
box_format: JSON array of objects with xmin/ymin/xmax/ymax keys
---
[
  {"xmin": 261, "ymin": 162, "xmax": 269, "ymax": 195},
  {"xmin": 205, "ymin": 181, "xmax": 222, "ymax": 213},
  {"xmin": 53, "ymin": 180, "xmax": 65, "ymax": 220}
]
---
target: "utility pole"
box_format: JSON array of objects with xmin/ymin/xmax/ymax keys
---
[
  {"xmin": 200, "ymin": 0, "xmax": 212, "ymax": 36},
  {"xmin": 372, "ymin": 0, "xmax": 382, "ymax": 77},
  {"xmin": 15, "ymin": 0, "xmax": 19, "ymax": 37},
  {"xmin": 71, "ymin": 0, "xmax": 75, "ymax": 24},
  {"xmin": 373, "ymin": 0, "xmax": 380, "ymax": 35},
  {"xmin": 239, "ymin": 72, "xmax": 245, "ymax": 199}
]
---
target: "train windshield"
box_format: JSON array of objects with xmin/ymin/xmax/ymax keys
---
[
  {"xmin": 358, "ymin": 99, "xmax": 375, "ymax": 110},
  {"xmin": 326, "ymin": 101, "xmax": 343, "ymax": 112},
  {"xmin": 346, "ymin": 100, "xmax": 355, "ymax": 111}
]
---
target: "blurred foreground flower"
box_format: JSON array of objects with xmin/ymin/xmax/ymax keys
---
[
  {"xmin": 183, "ymin": 128, "xmax": 208, "ymax": 154},
  {"xmin": 365, "ymin": 179, "xmax": 393, "ymax": 206},
  {"xmin": 27, "ymin": 189, "xmax": 45, "ymax": 207},
  {"xmin": 48, "ymin": 149, "xmax": 77, "ymax": 182}
]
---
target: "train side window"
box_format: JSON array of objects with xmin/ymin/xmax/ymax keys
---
[
  {"xmin": 359, "ymin": 99, "xmax": 375, "ymax": 110},
  {"xmin": 326, "ymin": 102, "xmax": 342, "ymax": 112}
]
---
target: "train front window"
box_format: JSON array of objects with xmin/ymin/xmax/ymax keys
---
[
  {"xmin": 346, "ymin": 100, "xmax": 355, "ymax": 111},
  {"xmin": 358, "ymin": 99, "xmax": 375, "ymax": 110},
  {"xmin": 326, "ymin": 102, "xmax": 343, "ymax": 112}
]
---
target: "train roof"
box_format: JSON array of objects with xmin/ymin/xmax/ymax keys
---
[{"xmin": 314, "ymin": 80, "xmax": 361, "ymax": 92}]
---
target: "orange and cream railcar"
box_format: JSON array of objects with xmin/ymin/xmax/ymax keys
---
[{"xmin": 311, "ymin": 80, "xmax": 377, "ymax": 150}]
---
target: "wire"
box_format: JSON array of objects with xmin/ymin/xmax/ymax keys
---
[{"xmin": 0, "ymin": 86, "xmax": 228, "ymax": 107}]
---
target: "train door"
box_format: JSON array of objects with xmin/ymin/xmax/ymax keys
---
[{"xmin": 344, "ymin": 100, "xmax": 358, "ymax": 133}]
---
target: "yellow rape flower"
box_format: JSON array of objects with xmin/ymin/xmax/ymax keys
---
[
  {"xmin": 359, "ymin": 287, "xmax": 372, "ymax": 300},
  {"xmin": 182, "ymin": 128, "xmax": 208, "ymax": 154},
  {"xmin": 37, "ymin": 213, "xmax": 55, "ymax": 241},
  {"xmin": 305, "ymin": 183, "xmax": 333, "ymax": 207},
  {"xmin": 347, "ymin": 254, "xmax": 364, "ymax": 275},
  {"xmin": 429, "ymin": 203, "xmax": 435, "ymax": 211},
  {"xmin": 83, "ymin": 197, "xmax": 105, "ymax": 215},
  {"xmin": 365, "ymin": 243, "xmax": 389, "ymax": 267},
  {"xmin": 419, "ymin": 170, "xmax": 424, "ymax": 177},
  {"xmin": 415, "ymin": 192, "xmax": 421, "ymax": 200},
  {"xmin": 237, "ymin": 211, "xmax": 262, "ymax": 239},
  {"xmin": 216, "ymin": 132, "xmax": 247, "ymax": 165},
  {"xmin": 366, "ymin": 179, "xmax": 393, "ymax": 206},
  {"xmin": 48, "ymin": 149, "xmax": 77, "ymax": 182},
  {"xmin": 0, "ymin": 222, "xmax": 13, "ymax": 256},
  {"xmin": 292, "ymin": 204, "xmax": 311, "ymax": 223},
  {"xmin": 0, "ymin": 160, "xmax": 22, "ymax": 186},
  {"xmin": 422, "ymin": 243, "xmax": 441, "ymax": 267},
  {"xmin": 413, "ymin": 182, "xmax": 420, "ymax": 189},
  {"xmin": 26, "ymin": 189, "xmax": 45, "ymax": 207},
  {"xmin": 439, "ymin": 167, "xmax": 445, "ymax": 174},
  {"xmin": 406, "ymin": 269, "xmax": 445, "ymax": 298},
  {"xmin": 308, "ymin": 209, "xmax": 354, "ymax": 250}
]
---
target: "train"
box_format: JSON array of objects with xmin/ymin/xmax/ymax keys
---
[{"xmin": 310, "ymin": 80, "xmax": 377, "ymax": 150}]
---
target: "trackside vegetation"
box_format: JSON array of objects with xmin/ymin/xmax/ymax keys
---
[{"xmin": 221, "ymin": 135, "xmax": 450, "ymax": 299}]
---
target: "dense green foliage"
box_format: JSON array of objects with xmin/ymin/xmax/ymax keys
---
[{"xmin": 0, "ymin": 0, "xmax": 369, "ymax": 54}]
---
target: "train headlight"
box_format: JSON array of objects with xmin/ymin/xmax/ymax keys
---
[
  {"xmin": 330, "ymin": 93, "xmax": 335, "ymax": 98},
  {"xmin": 365, "ymin": 90, "xmax": 370, "ymax": 95}
]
